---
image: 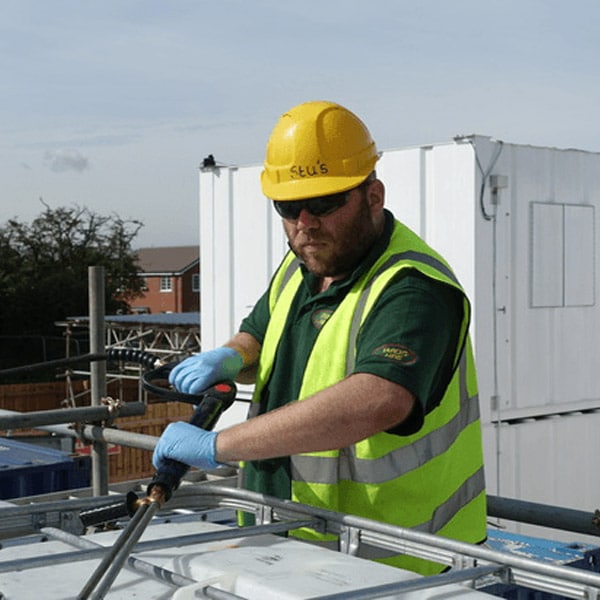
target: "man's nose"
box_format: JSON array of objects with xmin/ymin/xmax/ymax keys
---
[{"xmin": 297, "ymin": 208, "xmax": 320, "ymax": 229}]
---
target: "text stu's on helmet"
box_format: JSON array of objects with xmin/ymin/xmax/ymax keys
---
[{"xmin": 290, "ymin": 160, "xmax": 329, "ymax": 179}]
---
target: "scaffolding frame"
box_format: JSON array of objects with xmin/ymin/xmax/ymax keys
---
[
  {"xmin": 0, "ymin": 396, "xmax": 599, "ymax": 598},
  {"xmin": 1, "ymin": 473, "xmax": 600, "ymax": 599},
  {"xmin": 56, "ymin": 313, "xmax": 201, "ymax": 404}
]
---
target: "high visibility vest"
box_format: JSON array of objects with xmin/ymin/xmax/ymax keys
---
[{"xmin": 249, "ymin": 220, "xmax": 486, "ymax": 575}]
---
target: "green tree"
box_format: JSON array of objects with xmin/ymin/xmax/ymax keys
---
[{"xmin": 0, "ymin": 202, "xmax": 144, "ymax": 337}]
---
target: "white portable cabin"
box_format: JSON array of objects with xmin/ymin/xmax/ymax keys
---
[{"xmin": 199, "ymin": 135, "xmax": 600, "ymax": 541}]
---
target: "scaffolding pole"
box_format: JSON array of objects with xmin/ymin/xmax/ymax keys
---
[
  {"xmin": 88, "ymin": 266, "xmax": 108, "ymax": 496},
  {"xmin": 0, "ymin": 403, "xmax": 146, "ymax": 430}
]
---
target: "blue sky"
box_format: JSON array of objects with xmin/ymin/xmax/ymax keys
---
[{"xmin": 2, "ymin": 0, "xmax": 599, "ymax": 248}]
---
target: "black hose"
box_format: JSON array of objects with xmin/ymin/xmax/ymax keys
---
[
  {"xmin": 106, "ymin": 347, "xmax": 161, "ymax": 369},
  {"xmin": 107, "ymin": 348, "xmax": 211, "ymax": 404}
]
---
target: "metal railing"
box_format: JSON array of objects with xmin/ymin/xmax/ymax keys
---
[
  {"xmin": 1, "ymin": 482, "xmax": 599, "ymax": 599},
  {"xmin": 0, "ymin": 384, "xmax": 599, "ymax": 598},
  {"xmin": 3, "ymin": 393, "xmax": 600, "ymax": 540}
]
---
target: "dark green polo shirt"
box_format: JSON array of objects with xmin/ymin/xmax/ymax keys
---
[{"xmin": 239, "ymin": 210, "xmax": 465, "ymax": 502}]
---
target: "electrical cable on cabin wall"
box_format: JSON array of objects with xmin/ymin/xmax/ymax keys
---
[
  {"xmin": 474, "ymin": 139, "xmax": 505, "ymax": 221},
  {"xmin": 453, "ymin": 135, "xmax": 505, "ymax": 220},
  {"xmin": 463, "ymin": 136, "xmax": 506, "ymax": 497}
]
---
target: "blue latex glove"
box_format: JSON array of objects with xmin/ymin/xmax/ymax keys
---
[
  {"xmin": 152, "ymin": 421, "xmax": 219, "ymax": 472},
  {"xmin": 168, "ymin": 347, "xmax": 243, "ymax": 395}
]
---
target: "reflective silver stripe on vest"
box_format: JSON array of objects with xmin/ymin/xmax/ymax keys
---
[
  {"xmin": 273, "ymin": 256, "xmax": 302, "ymax": 304},
  {"xmin": 346, "ymin": 250, "xmax": 460, "ymax": 374},
  {"xmin": 291, "ymin": 352, "xmax": 479, "ymax": 486},
  {"xmin": 291, "ymin": 394, "xmax": 479, "ymax": 485},
  {"xmin": 354, "ymin": 466, "xmax": 486, "ymax": 559},
  {"xmin": 428, "ymin": 465, "xmax": 485, "ymax": 533},
  {"xmin": 386, "ymin": 250, "xmax": 459, "ymax": 285},
  {"xmin": 298, "ymin": 464, "xmax": 486, "ymax": 559}
]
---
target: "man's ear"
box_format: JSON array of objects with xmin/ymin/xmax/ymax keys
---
[{"xmin": 367, "ymin": 178, "xmax": 385, "ymax": 213}]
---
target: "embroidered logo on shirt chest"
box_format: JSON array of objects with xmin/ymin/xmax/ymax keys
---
[{"xmin": 311, "ymin": 308, "xmax": 333, "ymax": 330}]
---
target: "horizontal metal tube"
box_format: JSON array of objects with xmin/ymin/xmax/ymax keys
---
[
  {"xmin": 488, "ymin": 495, "xmax": 600, "ymax": 537},
  {"xmin": 0, "ymin": 403, "xmax": 146, "ymax": 430},
  {"xmin": 16, "ymin": 419, "xmax": 160, "ymax": 451},
  {"xmin": 0, "ymin": 519, "xmax": 313, "ymax": 573},
  {"xmin": 0, "ymin": 495, "xmax": 127, "ymax": 519},
  {"xmin": 43, "ymin": 527, "xmax": 198, "ymax": 590},
  {"xmin": 83, "ymin": 425, "xmax": 158, "ymax": 451},
  {"xmin": 203, "ymin": 587, "xmax": 247, "ymax": 600},
  {"xmin": 0, "ymin": 353, "xmax": 107, "ymax": 376},
  {"xmin": 314, "ymin": 565, "xmax": 505, "ymax": 600},
  {"xmin": 190, "ymin": 485, "xmax": 600, "ymax": 589}
]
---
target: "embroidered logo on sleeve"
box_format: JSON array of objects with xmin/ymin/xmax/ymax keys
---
[{"xmin": 373, "ymin": 343, "xmax": 418, "ymax": 365}]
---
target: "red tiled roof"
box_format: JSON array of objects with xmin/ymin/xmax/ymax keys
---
[{"xmin": 134, "ymin": 246, "xmax": 199, "ymax": 275}]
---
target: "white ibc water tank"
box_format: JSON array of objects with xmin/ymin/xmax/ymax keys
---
[{"xmin": 171, "ymin": 526, "xmax": 495, "ymax": 599}]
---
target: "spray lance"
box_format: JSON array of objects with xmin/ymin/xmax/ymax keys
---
[
  {"xmin": 79, "ymin": 348, "xmax": 237, "ymax": 528},
  {"xmin": 76, "ymin": 349, "xmax": 236, "ymax": 599}
]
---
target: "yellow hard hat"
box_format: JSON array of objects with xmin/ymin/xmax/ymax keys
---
[{"xmin": 261, "ymin": 100, "xmax": 379, "ymax": 201}]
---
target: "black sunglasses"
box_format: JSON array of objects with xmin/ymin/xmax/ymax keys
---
[{"xmin": 273, "ymin": 191, "xmax": 351, "ymax": 220}]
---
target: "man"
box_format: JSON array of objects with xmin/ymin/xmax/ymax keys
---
[{"xmin": 153, "ymin": 100, "xmax": 486, "ymax": 575}]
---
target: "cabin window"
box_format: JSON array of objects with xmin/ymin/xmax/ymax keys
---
[{"xmin": 530, "ymin": 202, "xmax": 595, "ymax": 307}]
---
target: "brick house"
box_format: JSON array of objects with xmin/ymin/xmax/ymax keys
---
[{"xmin": 129, "ymin": 246, "xmax": 200, "ymax": 314}]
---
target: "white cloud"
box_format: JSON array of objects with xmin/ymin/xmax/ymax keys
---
[{"xmin": 44, "ymin": 149, "xmax": 90, "ymax": 173}]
